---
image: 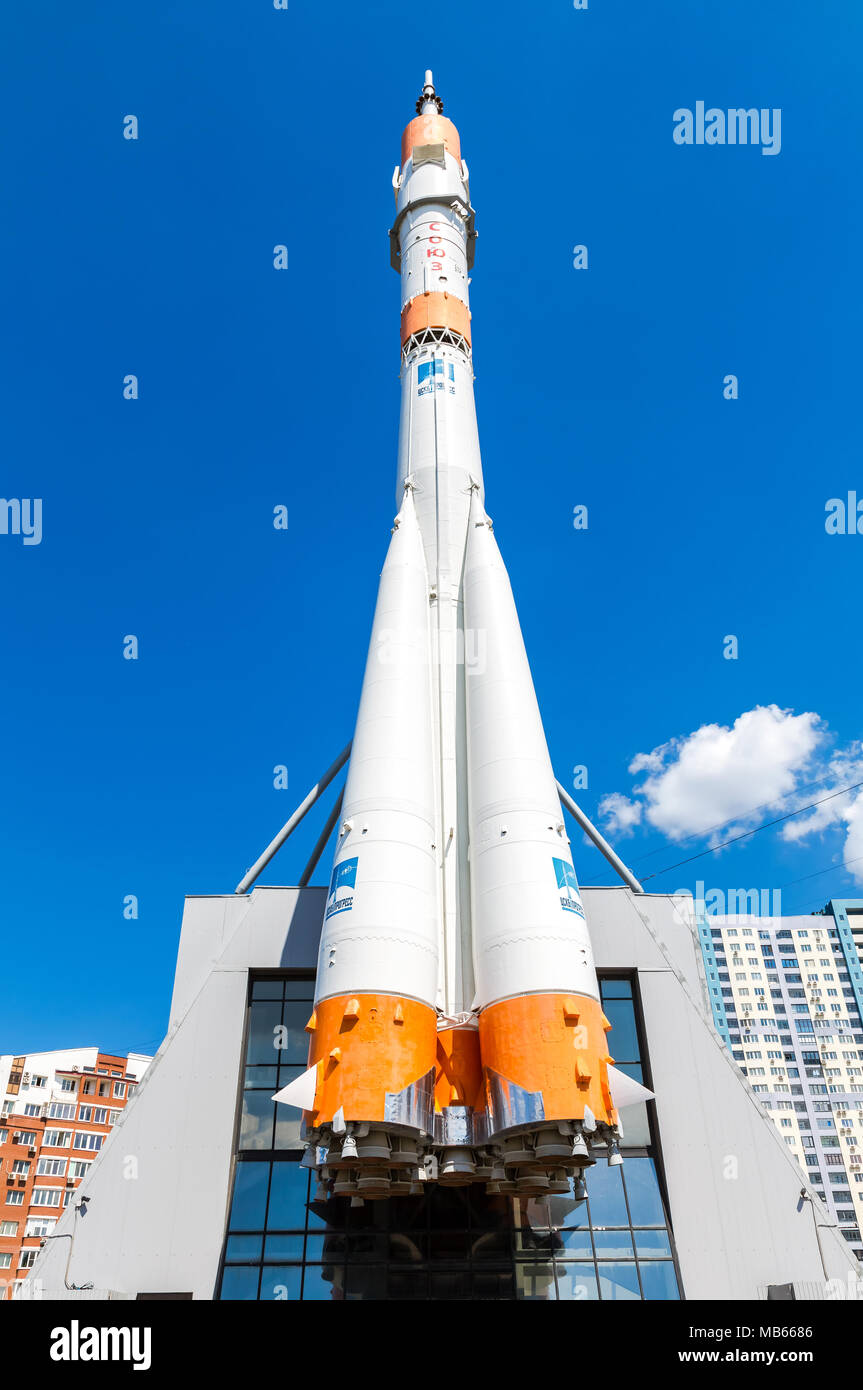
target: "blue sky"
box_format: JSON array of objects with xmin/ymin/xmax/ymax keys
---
[{"xmin": 2, "ymin": 0, "xmax": 861, "ymax": 1055}]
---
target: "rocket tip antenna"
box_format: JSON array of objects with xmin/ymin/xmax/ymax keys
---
[{"xmin": 416, "ymin": 69, "xmax": 443, "ymax": 115}]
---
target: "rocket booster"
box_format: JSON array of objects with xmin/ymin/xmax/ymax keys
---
[{"xmin": 276, "ymin": 73, "xmax": 651, "ymax": 1198}]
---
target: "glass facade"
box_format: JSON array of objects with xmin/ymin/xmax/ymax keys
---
[{"xmin": 217, "ymin": 974, "xmax": 681, "ymax": 1301}]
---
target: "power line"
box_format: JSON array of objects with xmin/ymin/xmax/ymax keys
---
[
  {"xmin": 778, "ymin": 854, "xmax": 863, "ymax": 893},
  {"xmin": 588, "ymin": 767, "xmax": 861, "ymax": 887},
  {"xmin": 638, "ymin": 778, "xmax": 863, "ymax": 884},
  {"xmin": 625, "ymin": 768, "xmax": 861, "ymax": 869}
]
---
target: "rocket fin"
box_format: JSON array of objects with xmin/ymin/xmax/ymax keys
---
[
  {"xmin": 272, "ymin": 1065, "xmax": 319, "ymax": 1111},
  {"xmin": 606, "ymin": 1064, "xmax": 655, "ymax": 1109}
]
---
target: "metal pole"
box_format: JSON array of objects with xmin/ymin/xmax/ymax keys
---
[
  {"xmin": 298, "ymin": 789, "xmax": 344, "ymax": 887},
  {"xmin": 235, "ymin": 742, "xmax": 352, "ymax": 894},
  {"xmin": 555, "ymin": 780, "xmax": 645, "ymax": 895},
  {"xmin": 801, "ymin": 1190, "xmax": 829, "ymax": 1282},
  {"xmin": 42, "ymin": 1198, "xmax": 93, "ymax": 1291}
]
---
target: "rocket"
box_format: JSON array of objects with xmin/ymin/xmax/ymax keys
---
[{"xmin": 275, "ymin": 73, "xmax": 652, "ymax": 1199}]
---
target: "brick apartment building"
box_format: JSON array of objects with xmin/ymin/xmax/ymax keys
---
[{"xmin": 0, "ymin": 1048, "xmax": 151, "ymax": 1298}]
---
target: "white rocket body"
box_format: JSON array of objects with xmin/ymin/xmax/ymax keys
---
[
  {"xmin": 281, "ymin": 75, "xmax": 651, "ymax": 1194},
  {"xmin": 463, "ymin": 489, "xmax": 599, "ymax": 1010},
  {"xmin": 315, "ymin": 493, "xmax": 439, "ymax": 1008}
]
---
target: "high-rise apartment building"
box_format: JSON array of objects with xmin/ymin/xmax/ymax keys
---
[
  {"xmin": 0, "ymin": 1048, "xmax": 151, "ymax": 1298},
  {"xmin": 696, "ymin": 908, "xmax": 863, "ymax": 1262}
]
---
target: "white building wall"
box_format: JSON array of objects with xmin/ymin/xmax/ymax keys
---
[{"xmin": 29, "ymin": 886, "xmax": 859, "ymax": 1300}]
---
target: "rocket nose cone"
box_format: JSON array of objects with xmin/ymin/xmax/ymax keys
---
[{"xmin": 416, "ymin": 69, "xmax": 443, "ymax": 115}]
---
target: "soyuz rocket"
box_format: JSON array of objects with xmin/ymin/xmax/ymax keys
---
[{"xmin": 276, "ymin": 73, "xmax": 651, "ymax": 1200}]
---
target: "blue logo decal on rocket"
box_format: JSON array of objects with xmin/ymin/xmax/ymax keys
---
[
  {"xmin": 553, "ymin": 857, "xmax": 586, "ymax": 918},
  {"xmin": 417, "ymin": 359, "xmax": 456, "ymax": 397},
  {"xmin": 325, "ymin": 856, "xmax": 358, "ymax": 920}
]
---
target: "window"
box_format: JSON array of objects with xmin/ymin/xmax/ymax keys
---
[
  {"xmin": 73, "ymin": 1131, "xmax": 104, "ymax": 1152},
  {"xmin": 0, "ymin": 1221, "xmax": 18, "ymax": 1236},
  {"xmin": 78, "ymin": 1106, "xmax": 108, "ymax": 1124},
  {"xmin": 23, "ymin": 1104, "xmax": 41, "ymax": 1117},
  {"xmin": 59, "ymin": 1078, "xmax": 76, "ymax": 1093},
  {"xmin": 25, "ymin": 1216, "xmax": 55, "ymax": 1237},
  {"xmin": 36, "ymin": 1158, "xmax": 66, "ymax": 1177},
  {"xmin": 17, "ymin": 1249, "xmax": 37, "ymax": 1269},
  {"xmin": 43, "ymin": 1129, "xmax": 72, "ymax": 1148},
  {"xmin": 113, "ymin": 1082, "xmax": 126, "ymax": 1099},
  {"xmin": 0, "ymin": 1253, "xmax": 11, "ymax": 1270},
  {"xmin": 30, "ymin": 1188, "xmax": 63, "ymax": 1207},
  {"xmin": 46, "ymin": 1103, "xmax": 75, "ymax": 1121},
  {"xmin": 31, "ymin": 1075, "xmax": 46, "ymax": 1089},
  {"xmin": 82, "ymin": 1081, "xmax": 95, "ymax": 1096},
  {"xmin": 217, "ymin": 972, "xmax": 682, "ymax": 1303},
  {"xmin": 11, "ymin": 1160, "xmax": 30, "ymax": 1175},
  {"xmin": 68, "ymin": 1160, "xmax": 92, "ymax": 1180},
  {"xmin": 12, "ymin": 1130, "xmax": 36, "ymax": 1146},
  {"xmin": 5, "ymin": 1191, "xmax": 24, "ymax": 1206}
]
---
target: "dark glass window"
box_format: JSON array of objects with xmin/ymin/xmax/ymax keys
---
[{"xmin": 217, "ymin": 972, "xmax": 681, "ymax": 1301}]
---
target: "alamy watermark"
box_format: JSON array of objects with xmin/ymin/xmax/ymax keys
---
[
  {"xmin": 675, "ymin": 880, "xmax": 782, "ymax": 918},
  {"xmin": 376, "ymin": 626, "xmax": 487, "ymax": 675},
  {"xmin": 0, "ymin": 497, "xmax": 42, "ymax": 545},
  {"xmin": 825, "ymin": 492, "xmax": 863, "ymax": 535},
  {"xmin": 673, "ymin": 103, "xmax": 781, "ymax": 156}
]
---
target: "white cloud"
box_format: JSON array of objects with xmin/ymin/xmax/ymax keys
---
[
  {"xmin": 780, "ymin": 742, "xmax": 863, "ymax": 887},
  {"xmin": 602, "ymin": 705, "xmax": 823, "ymax": 842},
  {"xmin": 596, "ymin": 792, "xmax": 643, "ymax": 836},
  {"xmin": 842, "ymin": 799, "xmax": 863, "ymax": 886},
  {"xmin": 600, "ymin": 707, "xmax": 863, "ymax": 888},
  {"xmin": 628, "ymin": 746, "xmax": 669, "ymax": 776}
]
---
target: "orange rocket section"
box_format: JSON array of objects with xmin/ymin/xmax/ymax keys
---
[
  {"xmin": 401, "ymin": 112, "xmax": 461, "ymax": 165},
  {"xmin": 434, "ymin": 1026, "xmax": 484, "ymax": 1112},
  {"xmin": 478, "ymin": 994, "xmax": 618, "ymax": 1130},
  {"xmin": 304, "ymin": 993, "xmax": 437, "ymax": 1126},
  {"xmin": 400, "ymin": 291, "xmax": 472, "ymax": 348}
]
